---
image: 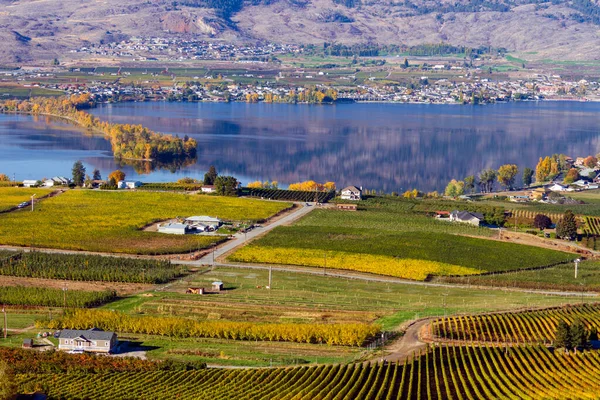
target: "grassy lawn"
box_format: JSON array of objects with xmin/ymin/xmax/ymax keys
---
[
  {"xmin": 228, "ymin": 198, "xmax": 571, "ymax": 280},
  {"xmin": 436, "ymin": 260, "xmax": 600, "ymax": 293},
  {"xmin": 0, "ymin": 189, "xmax": 290, "ymax": 254},
  {"xmin": 0, "ymin": 188, "xmax": 52, "ymax": 212},
  {"xmin": 105, "ymin": 268, "xmax": 587, "ymax": 333}
]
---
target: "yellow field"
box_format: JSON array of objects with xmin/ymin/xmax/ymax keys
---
[
  {"xmin": 0, "ymin": 187, "xmax": 52, "ymax": 212},
  {"xmin": 0, "ymin": 189, "xmax": 290, "ymax": 254},
  {"xmin": 229, "ymin": 246, "xmax": 479, "ymax": 280}
]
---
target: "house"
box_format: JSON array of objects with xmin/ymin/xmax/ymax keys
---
[
  {"xmin": 336, "ymin": 203, "xmax": 358, "ymax": 211},
  {"xmin": 548, "ymin": 183, "xmax": 568, "ymax": 192},
  {"xmin": 510, "ymin": 195, "xmax": 530, "ymax": 203},
  {"xmin": 118, "ymin": 181, "xmax": 142, "ymax": 189},
  {"xmin": 212, "ymin": 281, "xmax": 224, "ymax": 291},
  {"xmin": 58, "ymin": 328, "xmax": 117, "ymax": 353},
  {"xmin": 22, "ymin": 180, "xmax": 39, "ymax": 188},
  {"xmin": 340, "ymin": 186, "xmax": 362, "ymax": 201},
  {"xmin": 52, "ymin": 176, "xmax": 70, "ymax": 185},
  {"xmin": 449, "ymin": 210, "xmax": 484, "ymax": 226},
  {"xmin": 529, "ymin": 187, "xmax": 549, "ymax": 201},
  {"xmin": 158, "ymin": 222, "xmax": 190, "ymax": 235},
  {"xmin": 201, "ymin": 185, "xmax": 216, "ymax": 193},
  {"xmin": 43, "ymin": 179, "xmax": 55, "ymax": 187}
]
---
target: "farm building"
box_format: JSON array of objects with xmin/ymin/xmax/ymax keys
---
[
  {"xmin": 22, "ymin": 338, "xmax": 33, "ymax": 348},
  {"xmin": 201, "ymin": 185, "xmax": 216, "ymax": 193},
  {"xmin": 158, "ymin": 223, "xmax": 191, "ymax": 235},
  {"xmin": 117, "ymin": 181, "xmax": 142, "ymax": 189},
  {"xmin": 449, "ymin": 210, "xmax": 484, "ymax": 226},
  {"xmin": 336, "ymin": 203, "xmax": 358, "ymax": 211},
  {"xmin": 340, "ymin": 186, "xmax": 362, "ymax": 201},
  {"xmin": 58, "ymin": 328, "xmax": 117, "ymax": 353},
  {"xmin": 22, "ymin": 180, "xmax": 39, "ymax": 187},
  {"xmin": 186, "ymin": 216, "xmax": 222, "ymax": 230},
  {"xmin": 212, "ymin": 281, "xmax": 224, "ymax": 291}
]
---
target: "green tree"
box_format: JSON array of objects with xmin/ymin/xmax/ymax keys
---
[
  {"xmin": 522, "ymin": 167, "xmax": 534, "ymax": 187},
  {"xmin": 71, "ymin": 160, "xmax": 86, "ymax": 187},
  {"xmin": 570, "ymin": 319, "xmax": 588, "ymax": 350},
  {"xmin": 464, "ymin": 175, "xmax": 476, "ymax": 194},
  {"xmin": 404, "ymin": 58, "xmax": 409, "ymax": 68},
  {"xmin": 497, "ymin": 164, "xmax": 518, "ymax": 191},
  {"xmin": 554, "ymin": 320, "xmax": 572, "ymax": 350},
  {"xmin": 215, "ymin": 176, "xmax": 239, "ymax": 196},
  {"xmin": 204, "ymin": 165, "xmax": 218, "ymax": 185},
  {"xmin": 478, "ymin": 168, "xmax": 497, "ymax": 193},
  {"xmin": 92, "ymin": 169, "xmax": 102, "ymax": 181},
  {"xmin": 556, "ymin": 210, "xmax": 577, "ymax": 240}
]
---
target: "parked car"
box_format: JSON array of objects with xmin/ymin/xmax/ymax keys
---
[{"xmin": 17, "ymin": 201, "xmax": 29, "ymax": 209}]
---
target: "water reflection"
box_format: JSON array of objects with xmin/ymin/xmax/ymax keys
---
[{"xmin": 1, "ymin": 102, "xmax": 599, "ymax": 191}]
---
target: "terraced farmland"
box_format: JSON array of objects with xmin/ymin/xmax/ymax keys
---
[
  {"xmin": 431, "ymin": 303, "xmax": 600, "ymax": 344},
  {"xmin": 17, "ymin": 346, "xmax": 600, "ymax": 399}
]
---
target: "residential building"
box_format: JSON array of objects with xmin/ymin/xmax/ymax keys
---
[
  {"xmin": 58, "ymin": 328, "xmax": 117, "ymax": 353},
  {"xmin": 449, "ymin": 210, "xmax": 484, "ymax": 226},
  {"xmin": 340, "ymin": 186, "xmax": 362, "ymax": 201},
  {"xmin": 201, "ymin": 185, "xmax": 216, "ymax": 193}
]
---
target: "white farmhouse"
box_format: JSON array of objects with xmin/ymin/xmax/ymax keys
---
[
  {"xmin": 340, "ymin": 186, "xmax": 362, "ymax": 201},
  {"xmin": 58, "ymin": 328, "xmax": 117, "ymax": 354},
  {"xmin": 449, "ymin": 210, "xmax": 484, "ymax": 226}
]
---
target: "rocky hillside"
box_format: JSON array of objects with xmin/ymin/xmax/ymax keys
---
[{"xmin": 1, "ymin": 0, "xmax": 600, "ymax": 64}]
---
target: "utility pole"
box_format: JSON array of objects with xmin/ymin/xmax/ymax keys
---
[
  {"xmin": 2, "ymin": 306, "xmax": 6, "ymax": 339},
  {"xmin": 575, "ymin": 258, "xmax": 581, "ymax": 279},
  {"xmin": 268, "ymin": 266, "xmax": 272, "ymax": 289},
  {"xmin": 323, "ymin": 252, "xmax": 327, "ymax": 276},
  {"xmin": 31, "ymin": 193, "xmax": 36, "ymax": 212}
]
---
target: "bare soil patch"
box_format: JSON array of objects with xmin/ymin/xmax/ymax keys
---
[{"xmin": 0, "ymin": 276, "xmax": 153, "ymax": 295}]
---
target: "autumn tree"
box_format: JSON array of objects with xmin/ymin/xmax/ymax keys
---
[
  {"xmin": 444, "ymin": 179, "xmax": 465, "ymax": 198},
  {"xmin": 464, "ymin": 175, "xmax": 476, "ymax": 194},
  {"xmin": 533, "ymin": 214, "xmax": 552, "ymax": 230},
  {"xmin": 71, "ymin": 160, "xmax": 86, "ymax": 187},
  {"xmin": 0, "ymin": 174, "xmax": 9, "ymax": 182},
  {"xmin": 522, "ymin": 167, "xmax": 534, "ymax": 187},
  {"xmin": 556, "ymin": 210, "xmax": 577, "ymax": 240},
  {"xmin": 564, "ymin": 168, "xmax": 580, "ymax": 184},
  {"xmin": 108, "ymin": 170, "xmax": 126, "ymax": 184},
  {"xmin": 584, "ymin": 155, "xmax": 598, "ymax": 169},
  {"xmin": 204, "ymin": 166, "xmax": 218, "ymax": 185},
  {"xmin": 497, "ymin": 164, "xmax": 518, "ymax": 190}
]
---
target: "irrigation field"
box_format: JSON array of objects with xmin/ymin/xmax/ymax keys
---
[
  {"xmin": 431, "ymin": 303, "xmax": 600, "ymax": 344},
  {"xmin": 17, "ymin": 346, "xmax": 600, "ymax": 399}
]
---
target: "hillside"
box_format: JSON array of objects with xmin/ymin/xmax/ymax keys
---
[{"xmin": 1, "ymin": 0, "xmax": 600, "ymax": 64}]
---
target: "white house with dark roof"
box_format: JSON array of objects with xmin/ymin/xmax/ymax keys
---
[
  {"xmin": 58, "ymin": 328, "xmax": 117, "ymax": 353},
  {"xmin": 449, "ymin": 210, "xmax": 484, "ymax": 226},
  {"xmin": 340, "ymin": 186, "xmax": 362, "ymax": 201}
]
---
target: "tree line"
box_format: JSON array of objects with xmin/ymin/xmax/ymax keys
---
[{"xmin": 0, "ymin": 95, "xmax": 197, "ymax": 163}]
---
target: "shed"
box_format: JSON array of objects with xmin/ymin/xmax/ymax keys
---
[
  {"xmin": 23, "ymin": 180, "xmax": 38, "ymax": 188},
  {"xmin": 186, "ymin": 287, "xmax": 205, "ymax": 295},
  {"xmin": 212, "ymin": 281, "xmax": 224, "ymax": 291},
  {"xmin": 158, "ymin": 223, "xmax": 190, "ymax": 235},
  {"xmin": 22, "ymin": 338, "xmax": 33, "ymax": 348},
  {"xmin": 336, "ymin": 203, "xmax": 357, "ymax": 211}
]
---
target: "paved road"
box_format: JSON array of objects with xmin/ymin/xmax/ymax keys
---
[{"xmin": 173, "ymin": 202, "xmax": 315, "ymax": 266}]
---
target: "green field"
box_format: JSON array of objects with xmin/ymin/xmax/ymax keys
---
[
  {"xmin": 0, "ymin": 189, "xmax": 290, "ymax": 254},
  {"xmin": 229, "ymin": 198, "xmax": 571, "ymax": 280},
  {"xmin": 437, "ymin": 260, "xmax": 600, "ymax": 292},
  {"xmin": 0, "ymin": 188, "xmax": 52, "ymax": 211}
]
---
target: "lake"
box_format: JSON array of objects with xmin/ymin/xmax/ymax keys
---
[{"xmin": 1, "ymin": 101, "xmax": 599, "ymax": 192}]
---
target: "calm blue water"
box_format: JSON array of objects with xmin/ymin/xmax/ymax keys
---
[{"xmin": 1, "ymin": 101, "xmax": 599, "ymax": 192}]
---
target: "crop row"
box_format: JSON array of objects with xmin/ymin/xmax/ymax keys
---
[
  {"xmin": 229, "ymin": 246, "xmax": 478, "ymax": 281},
  {"xmin": 0, "ymin": 251, "xmax": 185, "ymax": 284},
  {"xmin": 0, "ymin": 286, "xmax": 116, "ymax": 308},
  {"xmin": 431, "ymin": 303, "xmax": 600, "ymax": 344},
  {"xmin": 582, "ymin": 216, "xmax": 600, "ymax": 236},
  {"xmin": 243, "ymin": 188, "xmax": 335, "ymax": 203},
  {"xmin": 16, "ymin": 346, "xmax": 600, "ymax": 399},
  {"xmin": 40, "ymin": 309, "xmax": 379, "ymax": 346}
]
